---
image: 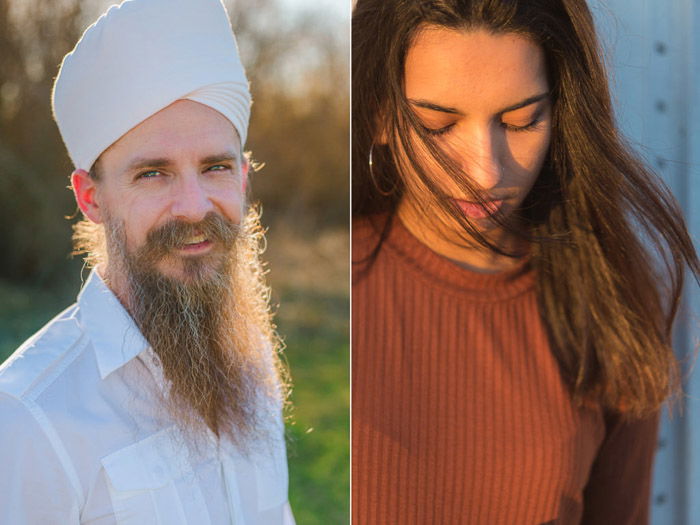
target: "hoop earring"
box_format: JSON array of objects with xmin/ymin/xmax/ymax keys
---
[{"xmin": 368, "ymin": 143, "xmax": 396, "ymax": 197}]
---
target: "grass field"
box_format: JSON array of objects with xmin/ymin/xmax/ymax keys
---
[
  {"xmin": 0, "ymin": 227, "xmax": 349, "ymax": 524},
  {"xmin": 266, "ymin": 226, "xmax": 349, "ymax": 524}
]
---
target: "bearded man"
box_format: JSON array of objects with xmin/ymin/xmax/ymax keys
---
[{"xmin": 0, "ymin": 0, "xmax": 293, "ymax": 523}]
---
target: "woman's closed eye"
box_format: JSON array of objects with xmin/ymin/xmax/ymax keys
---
[
  {"xmin": 423, "ymin": 123, "xmax": 456, "ymax": 136},
  {"xmin": 500, "ymin": 104, "xmax": 549, "ymax": 133},
  {"xmin": 501, "ymin": 116, "xmax": 544, "ymax": 132}
]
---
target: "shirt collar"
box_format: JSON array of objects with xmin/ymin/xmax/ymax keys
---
[{"xmin": 76, "ymin": 268, "xmax": 150, "ymax": 379}]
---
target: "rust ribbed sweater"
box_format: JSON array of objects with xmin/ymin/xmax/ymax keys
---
[{"xmin": 352, "ymin": 214, "xmax": 659, "ymax": 525}]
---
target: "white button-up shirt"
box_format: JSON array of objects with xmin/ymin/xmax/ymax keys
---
[{"xmin": 0, "ymin": 270, "xmax": 294, "ymax": 524}]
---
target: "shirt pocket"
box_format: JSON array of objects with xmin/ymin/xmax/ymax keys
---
[
  {"xmin": 100, "ymin": 426, "xmax": 200, "ymax": 525},
  {"xmin": 253, "ymin": 437, "xmax": 289, "ymax": 512},
  {"xmin": 219, "ymin": 434, "xmax": 289, "ymax": 521}
]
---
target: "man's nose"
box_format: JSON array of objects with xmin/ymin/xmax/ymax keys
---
[
  {"xmin": 458, "ymin": 129, "xmax": 502, "ymax": 192},
  {"xmin": 170, "ymin": 173, "xmax": 214, "ymax": 222}
]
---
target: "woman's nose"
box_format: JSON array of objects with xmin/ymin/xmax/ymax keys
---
[{"xmin": 456, "ymin": 128, "xmax": 502, "ymax": 192}]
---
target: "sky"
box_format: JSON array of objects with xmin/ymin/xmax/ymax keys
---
[
  {"xmin": 91, "ymin": 0, "xmax": 349, "ymax": 20},
  {"xmin": 279, "ymin": 0, "xmax": 349, "ymax": 20}
]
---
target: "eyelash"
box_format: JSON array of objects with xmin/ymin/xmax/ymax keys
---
[
  {"xmin": 207, "ymin": 164, "xmax": 231, "ymax": 172},
  {"xmin": 424, "ymin": 116, "xmax": 543, "ymax": 137},
  {"xmin": 501, "ymin": 117, "xmax": 542, "ymax": 133},
  {"xmin": 138, "ymin": 170, "xmax": 161, "ymax": 179},
  {"xmin": 425, "ymin": 124, "xmax": 455, "ymax": 136}
]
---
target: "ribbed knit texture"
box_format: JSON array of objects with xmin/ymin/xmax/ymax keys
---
[{"xmin": 352, "ymin": 214, "xmax": 659, "ymax": 525}]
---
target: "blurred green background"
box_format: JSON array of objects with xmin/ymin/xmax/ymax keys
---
[{"xmin": 0, "ymin": 0, "xmax": 349, "ymax": 523}]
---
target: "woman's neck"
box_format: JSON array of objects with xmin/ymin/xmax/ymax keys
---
[{"xmin": 396, "ymin": 201, "xmax": 529, "ymax": 274}]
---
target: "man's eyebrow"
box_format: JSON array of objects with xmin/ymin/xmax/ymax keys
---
[
  {"xmin": 126, "ymin": 157, "xmax": 172, "ymax": 171},
  {"xmin": 200, "ymin": 151, "xmax": 240, "ymax": 165},
  {"xmin": 408, "ymin": 92, "xmax": 550, "ymax": 116},
  {"xmin": 125, "ymin": 151, "xmax": 240, "ymax": 172}
]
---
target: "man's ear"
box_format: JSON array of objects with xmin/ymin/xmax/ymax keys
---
[
  {"xmin": 241, "ymin": 159, "xmax": 249, "ymax": 194},
  {"xmin": 71, "ymin": 169, "xmax": 103, "ymax": 223}
]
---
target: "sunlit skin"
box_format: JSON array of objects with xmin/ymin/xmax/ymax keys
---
[
  {"xmin": 395, "ymin": 27, "xmax": 552, "ymax": 272},
  {"xmin": 72, "ymin": 99, "xmax": 248, "ymax": 298}
]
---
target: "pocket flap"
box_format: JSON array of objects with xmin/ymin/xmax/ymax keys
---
[{"xmin": 101, "ymin": 426, "xmax": 192, "ymax": 491}]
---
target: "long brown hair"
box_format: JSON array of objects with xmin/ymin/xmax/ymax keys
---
[{"xmin": 352, "ymin": 0, "xmax": 700, "ymax": 417}]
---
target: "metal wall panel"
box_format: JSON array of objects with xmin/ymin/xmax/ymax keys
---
[{"xmin": 591, "ymin": 1, "xmax": 699, "ymax": 523}]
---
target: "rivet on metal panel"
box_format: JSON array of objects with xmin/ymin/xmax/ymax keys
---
[
  {"xmin": 654, "ymin": 493, "xmax": 667, "ymax": 505},
  {"xmin": 656, "ymin": 157, "xmax": 667, "ymax": 169},
  {"xmin": 654, "ymin": 41, "xmax": 667, "ymax": 55},
  {"xmin": 655, "ymin": 100, "xmax": 667, "ymax": 113}
]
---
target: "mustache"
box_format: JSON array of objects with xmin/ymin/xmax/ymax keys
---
[{"xmin": 136, "ymin": 212, "xmax": 239, "ymax": 260}]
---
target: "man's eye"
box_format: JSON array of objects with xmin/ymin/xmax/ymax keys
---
[
  {"xmin": 138, "ymin": 170, "xmax": 162, "ymax": 179},
  {"xmin": 206, "ymin": 164, "xmax": 231, "ymax": 172}
]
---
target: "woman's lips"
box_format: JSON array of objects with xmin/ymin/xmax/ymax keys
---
[{"xmin": 453, "ymin": 198, "xmax": 504, "ymax": 219}]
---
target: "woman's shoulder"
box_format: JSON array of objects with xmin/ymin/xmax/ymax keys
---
[{"xmin": 352, "ymin": 213, "xmax": 388, "ymax": 261}]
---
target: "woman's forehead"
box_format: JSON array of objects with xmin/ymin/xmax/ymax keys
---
[{"xmin": 404, "ymin": 26, "xmax": 548, "ymax": 115}]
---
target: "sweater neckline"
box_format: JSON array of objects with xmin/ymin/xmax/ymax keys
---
[{"xmin": 377, "ymin": 214, "xmax": 536, "ymax": 301}]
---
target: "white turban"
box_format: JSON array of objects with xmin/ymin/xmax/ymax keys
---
[{"xmin": 52, "ymin": 0, "xmax": 251, "ymax": 171}]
